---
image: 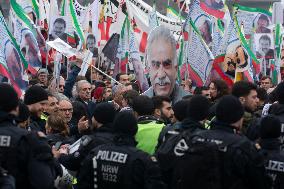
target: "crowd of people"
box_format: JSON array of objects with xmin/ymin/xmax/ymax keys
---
[{"xmin": 1, "ymin": 25, "xmax": 284, "ymax": 189}]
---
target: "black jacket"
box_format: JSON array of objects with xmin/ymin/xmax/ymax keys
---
[
  {"xmin": 28, "ymin": 115, "xmax": 46, "ymax": 133},
  {"xmin": 0, "ymin": 111, "xmax": 60, "ymax": 189},
  {"xmin": 191, "ymin": 120, "xmax": 271, "ymax": 189},
  {"xmin": 59, "ymin": 124, "xmax": 115, "ymax": 171},
  {"xmin": 76, "ymin": 134, "xmax": 166, "ymax": 189},
  {"xmin": 260, "ymin": 138, "xmax": 284, "ymax": 189},
  {"xmin": 268, "ymin": 103, "xmax": 284, "ymax": 150}
]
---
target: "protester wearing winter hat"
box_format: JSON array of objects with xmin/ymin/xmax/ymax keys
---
[
  {"xmin": 0, "ymin": 83, "xmax": 61, "ymax": 189},
  {"xmin": 56, "ymin": 102, "xmax": 117, "ymax": 172},
  {"xmin": 183, "ymin": 95, "xmax": 271, "ymax": 189},
  {"xmin": 76, "ymin": 111, "xmax": 166, "ymax": 189},
  {"xmin": 24, "ymin": 85, "xmax": 48, "ymax": 133},
  {"xmin": 258, "ymin": 115, "xmax": 284, "ymax": 189}
]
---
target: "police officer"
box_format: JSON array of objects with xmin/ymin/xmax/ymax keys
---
[
  {"xmin": 0, "ymin": 83, "xmax": 61, "ymax": 189},
  {"xmin": 156, "ymin": 95, "xmax": 210, "ymax": 187},
  {"xmin": 76, "ymin": 111, "xmax": 166, "ymax": 189},
  {"xmin": 54, "ymin": 103, "xmax": 117, "ymax": 172},
  {"xmin": 180, "ymin": 95, "xmax": 271, "ymax": 189},
  {"xmin": 259, "ymin": 115, "xmax": 284, "ymax": 189}
]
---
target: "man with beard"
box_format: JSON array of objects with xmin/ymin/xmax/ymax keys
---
[
  {"xmin": 152, "ymin": 96, "xmax": 174, "ymax": 125},
  {"xmin": 143, "ymin": 26, "xmax": 189, "ymax": 103}
]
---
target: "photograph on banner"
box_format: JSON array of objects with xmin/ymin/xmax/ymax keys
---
[
  {"xmin": 194, "ymin": 15, "xmax": 213, "ymax": 47},
  {"xmin": 4, "ymin": 40, "xmax": 27, "ymax": 89},
  {"xmin": 255, "ymin": 33, "xmax": 274, "ymax": 76},
  {"xmin": 235, "ymin": 5, "xmax": 272, "ymax": 38},
  {"xmin": 200, "ymin": 0, "xmax": 225, "ymax": 19},
  {"xmin": 222, "ymin": 40, "xmax": 250, "ymax": 78},
  {"xmin": 254, "ymin": 14, "xmax": 272, "ymax": 33},
  {"xmin": 49, "ymin": 16, "xmax": 69, "ymax": 42},
  {"xmin": 86, "ymin": 33, "xmax": 98, "ymax": 58},
  {"xmin": 22, "ymin": 31, "xmax": 42, "ymax": 69}
]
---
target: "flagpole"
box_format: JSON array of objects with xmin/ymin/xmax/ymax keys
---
[
  {"xmin": 91, "ymin": 64, "xmax": 123, "ymax": 85},
  {"xmin": 177, "ymin": 1, "xmax": 187, "ymax": 42},
  {"xmin": 186, "ymin": 20, "xmax": 193, "ymax": 81}
]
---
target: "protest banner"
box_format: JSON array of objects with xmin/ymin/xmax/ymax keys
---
[
  {"xmin": 234, "ymin": 4, "xmax": 272, "ymax": 39},
  {"xmin": 0, "ymin": 10, "xmax": 27, "ymax": 93},
  {"xmin": 185, "ymin": 19, "xmax": 214, "ymax": 86}
]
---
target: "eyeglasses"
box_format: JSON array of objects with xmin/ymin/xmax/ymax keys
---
[{"xmin": 59, "ymin": 108, "xmax": 73, "ymax": 113}]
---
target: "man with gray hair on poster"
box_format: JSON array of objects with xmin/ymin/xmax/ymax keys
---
[{"xmin": 143, "ymin": 25, "xmax": 189, "ymax": 103}]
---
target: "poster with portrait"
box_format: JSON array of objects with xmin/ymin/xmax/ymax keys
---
[
  {"xmin": 200, "ymin": 0, "xmax": 225, "ymax": 19},
  {"xmin": 254, "ymin": 33, "xmax": 274, "ymax": 75},
  {"xmin": 9, "ymin": 8, "xmax": 42, "ymax": 69},
  {"xmin": 235, "ymin": 4, "xmax": 272, "ymax": 38},
  {"xmin": 86, "ymin": 33, "xmax": 98, "ymax": 58},
  {"xmin": 188, "ymin": 0, "xmax": 213, "ymax": 48},
  {"xmin": 0, "ymin": 39, "xmax": 27, "ymax": 90},
  {"xmin": 48, "ymin": 16, "xmax": 70, "ymax": 42}
]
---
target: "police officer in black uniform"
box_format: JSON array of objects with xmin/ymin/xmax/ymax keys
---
[
  {"xmin": 180, "ymin": 95, "xmax": 271, "ymax": 189},
  {"xmin": 76, "ymin": 111, "xmax": 166, "ymax": 189},
  {"xmin": 55, "ymin": 103, "xmax": 117, "ymax": 172},
  {"xmin": 0, "ymin": 83, "xmax": 61, "ymax": 189},
  {"xmin": 259, "ymin": 115, "xmax": 284, "ymax": 189}
]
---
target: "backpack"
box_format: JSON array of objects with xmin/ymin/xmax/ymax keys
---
[{"xmin": 172, "ymin": 135, "xmax": 228, "ymax": 189}]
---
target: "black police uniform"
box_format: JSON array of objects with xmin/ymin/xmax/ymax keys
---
[
  {"xmin": 59, "ymin": 124, "xmax": 115, "ymax": 172},
  {"xmin": 0, "ymin": 111, "xmax": 61, "ymax": 189},
  {"xmin": 189, "ymin": 120, "xmax": 271, "ymax": 189},
  {"xmin": 155, "ymin": 118, "xmax": 207, "ymax": 188},
  {"xmin": 28, "ymin": 115, "xmax": 46, "ymax": 133},
  {"xmin": 75, "ymin": 134, "xmax": 166, "ymax": 189},
  {"xmin": 260, "ymin": 138, "xmax": 284, "ymax": 189},
  {"xmin": 268, "ymin": 104, "xmax": 284, "ymax": 150}
]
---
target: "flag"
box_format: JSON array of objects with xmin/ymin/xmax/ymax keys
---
[
  {"xmin": 117, "ymin": 17, "xmax": 130, "ymax": 73},
  {"xmin": 200, "ymin": 0, "xmax": 225, "ymax": 19},
  {"xmin": 91, "ymin": 0, "xmax": 100, "ymax": 41},
  {"xmin": 61, "ymin": 0, "xmax": 85, "ymax": 48},
  {"xmin": 0, "ymin": 10, "xmax": 27, "ymax": 94},
  {"xmin": 234, "ymin": 4, "xmax": 272, "ymax": 39},
  {"xmin": 10, "ymin": 0, "xmax": 43, "ymax": 72},
  {"xmin": 38, "ymin": 0, "xmax": 49, "ymax": 29},
  {"xmin": 149, "ymin": 3, "xmax": 159, "ymax": 31},
  {"xmin": 211, "ymin": 19, "xmax": 224, "ymax": 57},
  {"xmin": 186, "ymin": 19, "xmax": 214, "ymax": 86},
  {"xmin": 233, "ymin": 11, "xmax": 260, "ymax": 74}
]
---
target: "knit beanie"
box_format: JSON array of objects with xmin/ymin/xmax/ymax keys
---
[
  {"xmin": 24, "ymin": 85, "xmax": 48, "ymax": 105},
  {"xmin": 93, "ymin": 102, "xmax": 116, "ymax": 124},
  {"xmin": 187, "ymin": 95, "xmax": 210, "ymax": 121},
  {"xmin": 216, "ymin": 95, "xmax": 244, "ymax": 124},
  {"xmin": 0, "ymin": 83, "xmax": 19, "ymax": 112},
  {"xmin": 113, "ymin": 111, "xmax": 138, "ymax": 136},
  {"xmin": 260, "ymin": 115, "xmax": 281, "ymax": 139}
]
